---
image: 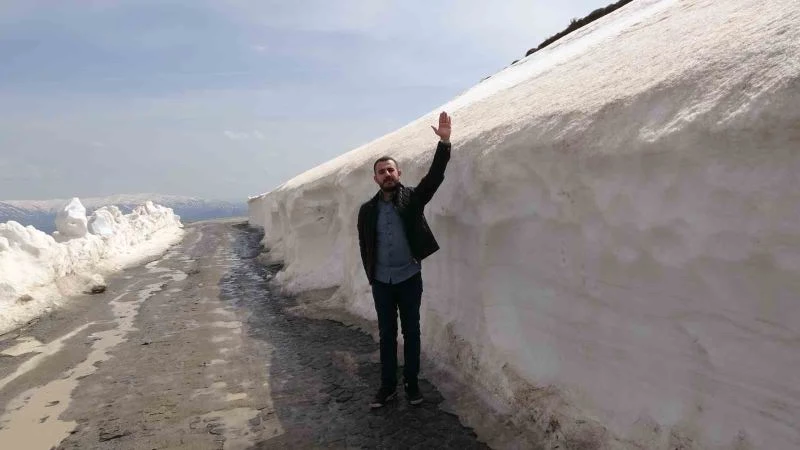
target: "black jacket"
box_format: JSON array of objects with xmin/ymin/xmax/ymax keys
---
[{"xmin": 357, "ymin": 141, "xmax": 452, "ymax": 285}]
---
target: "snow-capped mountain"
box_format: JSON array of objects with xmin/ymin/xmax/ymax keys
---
[
  {"xmin": 0, "ymin": 201, "xmax": 54, "ymax": 232},
  {"xmin": 1, "ymin": 194, "xmax": 246, "ymax": 234}
]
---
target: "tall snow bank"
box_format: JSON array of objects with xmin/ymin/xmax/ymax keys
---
[
  {"xmin": 249, "ymin": 0, "xmax": 800, "ymax": 448},
  {"xmin": 0, "ymin": 199, "xmax": 183, "ymax": 334}
]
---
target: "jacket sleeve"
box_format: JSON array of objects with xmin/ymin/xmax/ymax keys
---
[
  {"xmin": 356, "ymin": 204, "xmax": 370, "ymax": 282},
  {"xmin": 414, "ymin": 140, "xmax": 452, "ymax": 206}
]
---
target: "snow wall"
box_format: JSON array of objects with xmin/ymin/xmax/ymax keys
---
[
  {"xmin": 248, "ymin": 0, "xmax": 800, "ymax": 448},
  {"xmin": 0, "ymin": 199, "xmax": 183, "ymax": 335}
]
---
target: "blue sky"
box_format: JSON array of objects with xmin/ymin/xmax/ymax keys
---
[{"xmin": 0, "ymin": 0, "xmax": 610, "ymax": 201}]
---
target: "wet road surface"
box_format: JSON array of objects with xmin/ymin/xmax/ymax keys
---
[{"xmin": 0, "ymin": 220, "xmax": 490, "ymax": 449}]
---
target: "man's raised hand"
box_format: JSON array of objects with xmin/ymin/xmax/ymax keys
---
[{"xmin": 431, "ymin": 111, "xmax": 452, "ymax": 143}]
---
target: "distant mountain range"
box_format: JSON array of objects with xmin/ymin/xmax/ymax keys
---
[{"xmin": 0, "ymin": 194, "xmax": 247, "ymax": 234}]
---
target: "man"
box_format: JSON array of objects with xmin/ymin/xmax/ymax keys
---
[{"xmin": 357, "ymin": 111, "xmax": 452, "ymax": 408}]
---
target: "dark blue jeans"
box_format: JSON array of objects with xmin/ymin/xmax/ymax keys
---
[{"xmin": 371, "ymin": 272, "xmax": 423, "ymax": 389}]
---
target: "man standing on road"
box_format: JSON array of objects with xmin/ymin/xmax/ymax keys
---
[{"xmin": 357, "ymin": 111, "xmax": 452, "ymax": 408}]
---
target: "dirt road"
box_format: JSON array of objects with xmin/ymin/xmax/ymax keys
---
[{"xmin": 0, "ymin": 220, "xmax": 489, "ymax": 449}]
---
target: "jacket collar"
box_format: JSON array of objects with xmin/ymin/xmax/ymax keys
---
[{"xmin": 371, "ymin": 182, "xmax": 405, "ymax": 205}]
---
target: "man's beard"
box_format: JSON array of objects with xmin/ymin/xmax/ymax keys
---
[{"xmin": 380, "ymin": 179, "xmax": 398, "ymax": 192}]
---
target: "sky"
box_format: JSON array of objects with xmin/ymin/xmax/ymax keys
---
[{"xmin": 0, "ymin": 0, "xmax": 611, "ymax": 202}]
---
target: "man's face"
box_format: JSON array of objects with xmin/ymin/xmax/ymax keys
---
[{"xmin": 374, "ymin": 160, "xmax": 401, "ymax": 192}]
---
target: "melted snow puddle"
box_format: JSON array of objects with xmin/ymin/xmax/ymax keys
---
[
  {"xmin": 189, "ymin": 384, "xmax": 247, "ymax": 403},
  {"xmin": 0, "ymin": 267, "xmax": 186, "ymax": 450},
  {"xmin": 1, "ymin": 337, "xmax": 45, "ymax": 357},
  {"xmin": 199, "ymin": 407, "xmax": 282, "ymax": 450},
  {"xmin": 212, "ymin": 321, "xmax": 242, "ymax": 330},
  {"xmin": 0, "ymin": 326, "xmax": 91, "ymax": 392},
  {"xmin": 225, "ymin": 393, "xmax": 248, "ymax": 402},
  {"xmin": 190, "ymin": 381, "xmax": 229, "ymax": 399},
  {"xmin": 212, "ymin": 308, "xmax": 237, "ymax": 319}
]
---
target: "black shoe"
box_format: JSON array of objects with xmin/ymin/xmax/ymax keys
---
[
  {"xmin": 370, "ymin": 386, "xmax": 397, "ymax": 409},
  {"xmin": 405, "ymin": 382, "xmax": 423, "ymax": 405}
]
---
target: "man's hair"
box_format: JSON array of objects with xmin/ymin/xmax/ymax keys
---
[{"xmin": 373, "ymin": 156, "xmax": 398, "ymax": 174}]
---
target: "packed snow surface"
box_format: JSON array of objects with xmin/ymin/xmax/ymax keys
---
[
  {"xmin": 0, "ymin": 198, "xmax": 183, "ymax": 334},
  {"xmin": 249, "ymin": 0, "xmax": 800, "ymax": 448}
]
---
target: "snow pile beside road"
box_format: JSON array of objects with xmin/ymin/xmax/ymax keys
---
[
  {"xmin": 0, "ymin": 199, "xmax": 184, "ymax": 334},
  {"xmin": 249, "ymin": 0, "xmax": 800, "ymax": 448}
]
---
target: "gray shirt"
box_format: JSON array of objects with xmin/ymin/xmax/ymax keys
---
[{"xmin": 374, "ymin": 197, "xmax": 421, "ymax": 284}]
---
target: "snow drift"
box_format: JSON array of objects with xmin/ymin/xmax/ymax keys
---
[
  {"xmin": 249, "ymin": 0, "xmax": 800, "ymax": 448},
  {"xmin": 1, "ymin": 194, "xmax": 246, "ymax": 235},
  {"xmin": 0, "ymin": 198, "xmax": 183, "ymax": 334}
]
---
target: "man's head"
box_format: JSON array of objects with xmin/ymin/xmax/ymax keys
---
[{"xmin": 373, "ymin": 156, "xmax": 401, "ymax": 192}]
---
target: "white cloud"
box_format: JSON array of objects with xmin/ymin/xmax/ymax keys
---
[
  {"xmin": 223, "ymin": 130, "xmax": 245, "ymax": 140},
  {"xmin": 218, "ymin": 0, "xmax": 393, "ymax": 33},
  {"xmin": 223, "ymin": 130, "xmax": 266, "ymax": 141},
  {"xmin": 220, "ymin": 0, "xmax": 611, "ymax": 56}
]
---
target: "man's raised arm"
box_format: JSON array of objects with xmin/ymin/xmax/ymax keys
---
[{"xmin": 415, "ymin": 111, "xmax": 452, "ymax": 205}]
